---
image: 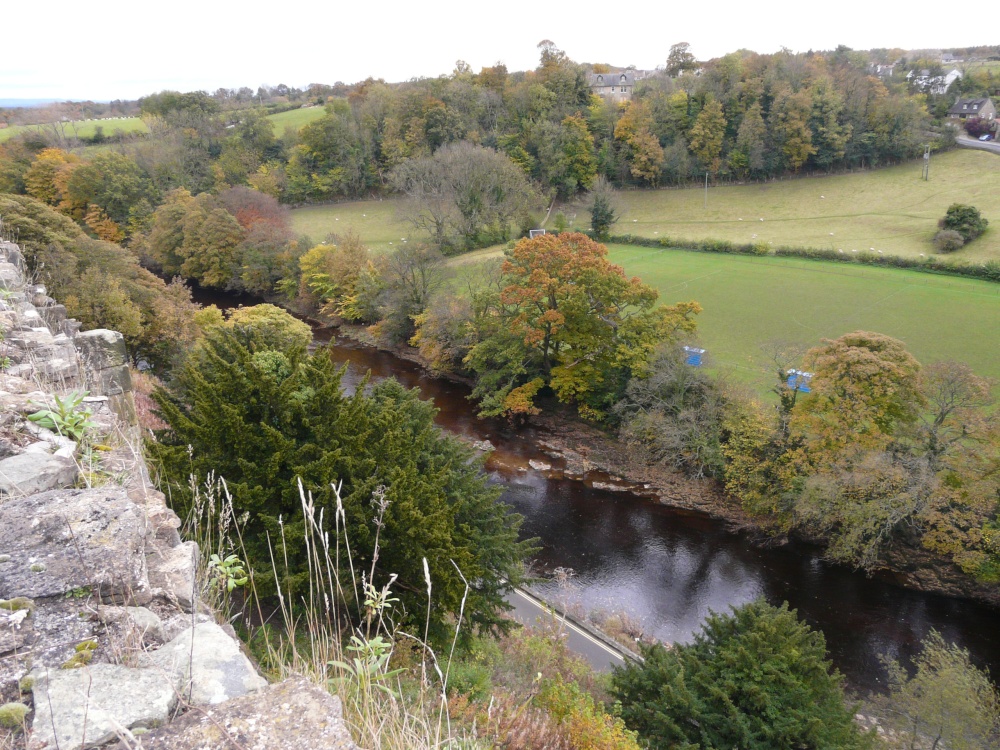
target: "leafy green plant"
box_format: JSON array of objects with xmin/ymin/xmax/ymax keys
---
[
  {"xmin": 207, "ymin": 553, "xmax": 249, "ymax": 593},
  {"xmin": 329, "ymin": 634, "xmax": 404, "ymax": 698},
  {"xmin": 27, "ymin": 390, "xmax": 96, "ymax": 443}
]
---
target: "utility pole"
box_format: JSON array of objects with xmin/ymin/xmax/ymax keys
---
[{"xmin": 922, "ymin": 144, "xmax": 930, "ymax": 181}]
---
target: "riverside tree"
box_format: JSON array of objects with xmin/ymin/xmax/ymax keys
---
[
  {"xmin": 148, "ymin": 311, "xmax": 534, "ymax": 643},
  {"xmin": 465, "ymin": 232, "xmax": 700, "ymax": 419},
  {"xmin": 878, "ymin": 630, "xmax": 1000, "ymax": 750}
]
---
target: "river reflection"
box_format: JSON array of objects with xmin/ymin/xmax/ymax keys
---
[{"xmin": 318, "ymin": 334, "xmax": 1000, "ymax": 694}]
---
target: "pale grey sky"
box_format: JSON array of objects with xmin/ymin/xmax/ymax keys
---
[{"xmin": 2, "ymin": 0, "xmax": 988, "ymax": 101}]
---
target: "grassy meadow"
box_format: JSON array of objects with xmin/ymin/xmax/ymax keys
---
[
  {"xmin": 0, "ymin": 117, "xmax": 148, "ymax": 143},
  {"xmin": 267, "ymin": 106, "xmax": 327, "ymax": 133},
  {"xmin": 608, "ymin": 244, "xmax": 1000, "ymax": 393},
  {"xmin": 289, "ymin": 156, "xmax": 1000, "ymax": 395},
  {"xmin": 561, "ymin": 150, "xmax": 1000, "ymax": 263},
  {"xmin": 291, "ymin": 199, "xmax": 411, "ymax": 250}
]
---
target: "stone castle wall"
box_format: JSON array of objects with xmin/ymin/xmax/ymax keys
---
[{"xmin": 0, "ymin": 242, "xmax": 356, "ymax": 750}]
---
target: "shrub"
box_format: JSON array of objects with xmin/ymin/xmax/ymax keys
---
[
  {"xmin": 941, "ymin": 203, "xmax": 989, "ymax": 243},
  {"xmin": 611, "ymin": 600, "xmax": 874, "ymax": 750},
  {"xmin": 964, "ymin": 118, "xmax": 993, "ymax": 138},
  {"xmin": 934, "ymin": 229, "xmax": 966, "ymax": 253}
]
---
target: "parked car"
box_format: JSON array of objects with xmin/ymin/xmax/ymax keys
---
[{"xmin": 979, "ymin": 134, "xmax": 993, "ymax": 141}]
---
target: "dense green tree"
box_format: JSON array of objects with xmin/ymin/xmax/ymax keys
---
[
  {"xmin": 588, "ymin": 177, "xmax": 619, "ymax": 240},
  {"xmin": 732, "ymin": 101, "xmax": 768, "ymax": 177},
  {"xmin": 666, "ymin": 42, "xmax": 698, "ymax": 77},
  {"xmin": 611, "ymin": 600, "xmax": 873, "ymax": 750},
  {"xmin": 148, "ymin": 320, "xmax": 534, "ymax": 643},
  {"xmin": 554, "ymin": 114, "xmax": 597, "ymax": 196},
  {"xmin": 65, "ymin": 151, "xmax": 156, "ymax": 229},
  {"xmin": 809, "ymin": 81, "xmax": 852, "ymax": 170}
]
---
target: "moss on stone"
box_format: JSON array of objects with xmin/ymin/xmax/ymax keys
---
[
  {"xmin": 0, "ymin": 597, "xmax": 34, "ymax": 612},
  {"xmin": 0, "ymin": 702, "xmax": 29, "ymax": 728},
  {"xmin": 61, "ymin": 638, "xmax": 98, "ymax": 669}
]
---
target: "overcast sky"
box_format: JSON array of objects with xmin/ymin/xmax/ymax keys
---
[{"xmin": 2, "ymin": 1, "xmax": 989, "ymax": 101}]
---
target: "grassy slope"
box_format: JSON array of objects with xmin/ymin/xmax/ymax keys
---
[
  {"xmin": 561, "ymin": 150, "xmax": 1000, "ymax": 263},
  {"xmin": 267, "ymin": 106, "xmax": 327, "ymax": 133},
  {"xmin": 608, "ymin": 244, "xmax": 1000, "ymax": 392},
  {"xmin": 290, "ymin": 199, "xmax": 413, "ymax": 250},
  {"xmin": 0, "ymin": 117, "xmax": 148, "ymax": 143}
]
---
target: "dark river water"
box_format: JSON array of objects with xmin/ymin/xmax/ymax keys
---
[
  {"xmin": 317, "ymin": 334, "xmax": 1000, "ymax": 695},
  {"xmin": 194, "ymin": 289, "xmax": 1000, "ymax": 694}
]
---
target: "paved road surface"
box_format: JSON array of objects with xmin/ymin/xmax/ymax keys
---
[
  {"xmin": 506, "ymin": 587, "xmax": 632, "ymax": 672},
  {"xmin": 956, "ymin": 134, "xmax": 1000, "ymax": 155}
]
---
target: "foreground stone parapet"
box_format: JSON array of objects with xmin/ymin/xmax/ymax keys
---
[
  {"xmin": 29, "ymin": 663, "xmax": 180, "ymax": 750},
  {"xmin": 139, "ymin": 621, "xmax": 266, "ymax": 706},
  {"xmin": 0, "ymin": 488, "xmax": 151, "ymax": 604},
  {"xmin": 120, "ymin": 677, "xmax": 358, "ymax": 749}
]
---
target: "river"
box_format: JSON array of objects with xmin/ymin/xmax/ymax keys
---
[{"xmin": 195, "ymin": 290, "xmax": 1000, "ymax": 694}]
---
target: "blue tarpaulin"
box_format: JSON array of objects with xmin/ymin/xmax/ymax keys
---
[
  {"xmin": 683, "ymin": 346, "xmax": 706, "ymax": 367},
  {"xmin": 787, "ymin": 369, "xmax": 813, "ymax": 392}
]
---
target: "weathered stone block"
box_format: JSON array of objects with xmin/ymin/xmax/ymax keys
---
[
  {"xmin": 74, "ymin": 329, "xmax": 128, "ymax": 370},
  {"xmin": 0, "ymin": 453, "xmax": 78, "ymax": 496},
  {"xmin": 120, "ymin": 677, "xmax": 358, "ymax": 749},
  {"xmin": 139, "ymin": 621, "xmax": 266, "ymax": 706},
  {"xmin": 95, "ymin": 363, "xmax": 133, "ymax": 396},
  {"xmin": 0, "ymin": 488, "xmax": 151, "ymax": 604},
  {"xmin": 39, "ymin": 304, "xmax": 67, "ymax": 332},
  {"xmin": 146, "ymin": 541, "xmax": 197, "ymax": 610},
  {"xmin": 30, "ymin": 663, "xmax": 180, "ymax": 750}
]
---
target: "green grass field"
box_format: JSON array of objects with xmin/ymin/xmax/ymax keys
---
[
  {"xmin": 0, "ymin": 117, "xmax": 148, "ymax": 143},
  {"xmin": 290, "ymin": 199, "xmax": 410, "ymax": 250},
  {"xmin": 560, "ymin": 150, "xmax": 1000, "ymax": 263},
  {"xmin": 267, "ymin": 106, "xmax": 327, "ymax": 133},
  {"xmin": 608, "ymin": 244, "xmax": 1000, "ymax": 393}
]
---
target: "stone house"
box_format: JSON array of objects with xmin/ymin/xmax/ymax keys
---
[
  {"xmin": 589, "ymin": 70, "xmax": 635, "ymax": 101},
  {"xmin": 948, "ymin": 97, "xmax": 997, "ymax": 121}
]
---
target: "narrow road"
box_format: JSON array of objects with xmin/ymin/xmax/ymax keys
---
[
  {"xmin": 505, "ymin": 587, "xmax": 634, "ymax": 672},
  {"xmin": 956, "ymin": 134, "xmax": 1000, "ymax": 155}
]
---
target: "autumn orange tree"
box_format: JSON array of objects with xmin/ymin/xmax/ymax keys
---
[{"xmin": 466, "ymin": 232, "xmax": 700, "ymax": 420}]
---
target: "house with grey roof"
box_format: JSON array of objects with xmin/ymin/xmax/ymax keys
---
[
  {"xmin": 948, "ymin": 97, "xmax": 996, "ymax": 121},
  {"xmin": 589, "ymin": 71, "xmax": 634, "ymax": 101}
]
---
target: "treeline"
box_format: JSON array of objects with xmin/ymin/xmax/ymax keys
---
[{"xmin": 0, "ymin": 43, "xmax": 956, "ymax": 230}]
